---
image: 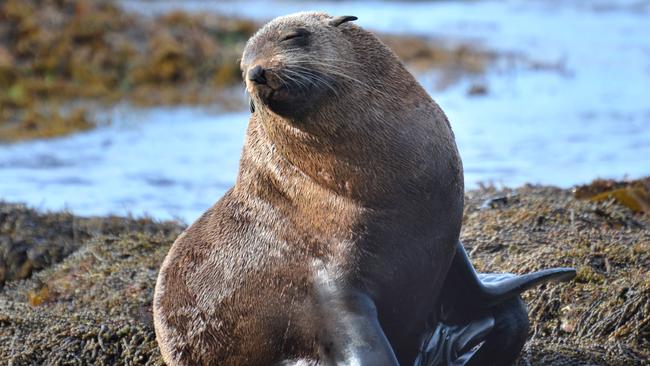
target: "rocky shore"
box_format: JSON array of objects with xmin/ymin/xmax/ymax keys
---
[{"xmin": 0, "ymin": 181, "xmax": 648, "ymax": 365}]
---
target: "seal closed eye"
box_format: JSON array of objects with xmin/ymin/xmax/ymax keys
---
[
  {"xmin": 280, "ymin": 28, "xmax": 310, "ymax": 43},
  {"xmin": 153, "ymin": 11, "xmax": 574, "ymax": 366}
]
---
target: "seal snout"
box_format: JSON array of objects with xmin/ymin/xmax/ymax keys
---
[{"xmin": 247, "ymin": 65, "xmax": 267, "ymax": 85}]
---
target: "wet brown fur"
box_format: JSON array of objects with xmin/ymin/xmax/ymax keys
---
[{"xmin": 154, "ymin": 12, "xmax": 463, "ymax": 365}]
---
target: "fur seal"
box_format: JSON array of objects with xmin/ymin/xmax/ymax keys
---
[{"xmin": 153, "ymin": 12, "xmax": 575, "ymax": 366}]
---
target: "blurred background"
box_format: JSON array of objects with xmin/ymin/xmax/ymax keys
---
[{"xmin": 1, "ymin": 0, "xmax": 649, "ymax": 222}]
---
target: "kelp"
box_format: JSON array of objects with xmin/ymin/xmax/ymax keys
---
[{"xmin": 0, "ymin": 0, "xmax": 256, "ymax": 141}]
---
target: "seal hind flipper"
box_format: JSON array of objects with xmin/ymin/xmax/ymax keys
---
[
  {"xmin": 415, "ymin": 297, "xmax": 529, "ymax": 366},
  {"xmin": 415, "ymin": 316, "xmax": 495, "ymax": 366},
  {"xmin": 445, "ymin": 242, "xmax": 576, "ymax": 307},
  {"xmin": 477, "ymin": 268, "xmax": 575, "ymax": 303},
  {"xmin": 417, "ymin": 242, "xmax": 576, "ymax": 366}
]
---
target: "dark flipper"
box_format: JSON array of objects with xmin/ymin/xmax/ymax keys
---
[
  {"xmin": 313, "ymin": 268, "xmax": 399, "ymax": 366},
  {"xmin": 464, "ymin": 296, "xmax": 530, "ymax": 366},
  {"xmin": 415, "ymin": 241, "xmax": 575, "ymax": 366},
  {"xmin": 446, "ymin": 242, "xmax": 576, "ymax": 307},
  {"xmin": 414, "ymin": 316, "xmax": 495, "ymax": 366},
  {"xmin": 414, "ymin": 297, "xmax": 529, "ymax": 366}
]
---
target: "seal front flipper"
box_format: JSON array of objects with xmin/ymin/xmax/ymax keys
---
[{"xmin": 314, "ymin": 268, "xmax": 399, "ymax": 366}]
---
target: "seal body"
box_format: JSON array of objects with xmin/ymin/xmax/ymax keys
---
[{"xmin": 154, "ymin": 12, "xmax": 463, "ymax": 365}]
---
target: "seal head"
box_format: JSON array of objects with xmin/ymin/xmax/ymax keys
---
[{"xmin": 242, "ymin": 13, "xmax": 358, "ymax": 119}]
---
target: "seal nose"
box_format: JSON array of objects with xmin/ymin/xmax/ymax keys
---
[{"xmin": 247, "ymin": 65, "xmax": 267, "ymax": 85}]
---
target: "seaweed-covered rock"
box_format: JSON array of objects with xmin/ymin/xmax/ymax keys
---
[
  {"xmin": 0, "ymin": 202, "xmax": 181, "ymax": 287},
  {"xmin": 0, "ymin": 215, "xmax": 182, "ymax": 365},
  {"xmin": 0, "ymin": 235, "xmax": 172, "ymax": 365},
  {"xmin": 0, "ymin": 0, "xmax": 257, "ymax": 141},
  {"xmin": 0, "ymin": 202, "xmax": 80, "ymax": 285},
  {"xmin": 0, "ymin": 182, "xmax": 648, "ymax": 364},
  {"xmin": 463, "ymin": 185, "xmax": 649, "ymax": 365}
]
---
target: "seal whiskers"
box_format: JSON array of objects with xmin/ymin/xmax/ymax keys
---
[
  {"xmin": 286, "ymin": 60, "xmax": 388, "ymax": 97},
  {"xmin": 281, "ymin": 68, "xmax": 339, "ymax": 97}
]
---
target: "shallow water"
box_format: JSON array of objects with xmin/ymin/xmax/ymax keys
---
[{"xmin": 1, "ymin": 0, "xmax": 649, "ymax": 222}]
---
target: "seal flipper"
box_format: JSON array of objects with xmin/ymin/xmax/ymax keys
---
[
  {"xmin": 416, "ymin": 241, "xmax": 576, "ymax": 366},
  {"xmin": 318, "ymin": 290, "xmax": 399, "ymax": 366},
  {"xmin": 415, "ymin": 316, "xmax": 495, "ymax": 366},
  {"xmin": 313, "ymin": 266, "xmax": 399, "ymax": 366},
  {"xmin": 446, "ymin": 242, "xmax": 576, "ymax": 307},
  {"xmin": 414, "ymin": 298, "xmax": 528, "ymax": 366}
]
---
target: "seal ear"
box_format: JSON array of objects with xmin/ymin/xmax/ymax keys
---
[{"xmin": 329, "ymin": 15, "xmax": 358, "ymax": 27}]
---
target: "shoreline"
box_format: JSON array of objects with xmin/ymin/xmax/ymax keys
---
[{"xmin": 1, "ymin": 179, "xmax": 648, "ymax": 365}]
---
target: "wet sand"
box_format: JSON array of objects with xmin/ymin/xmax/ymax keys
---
[{"xmin": 1, "ymin": 182, "xmax": 647, "ymax": 365}]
